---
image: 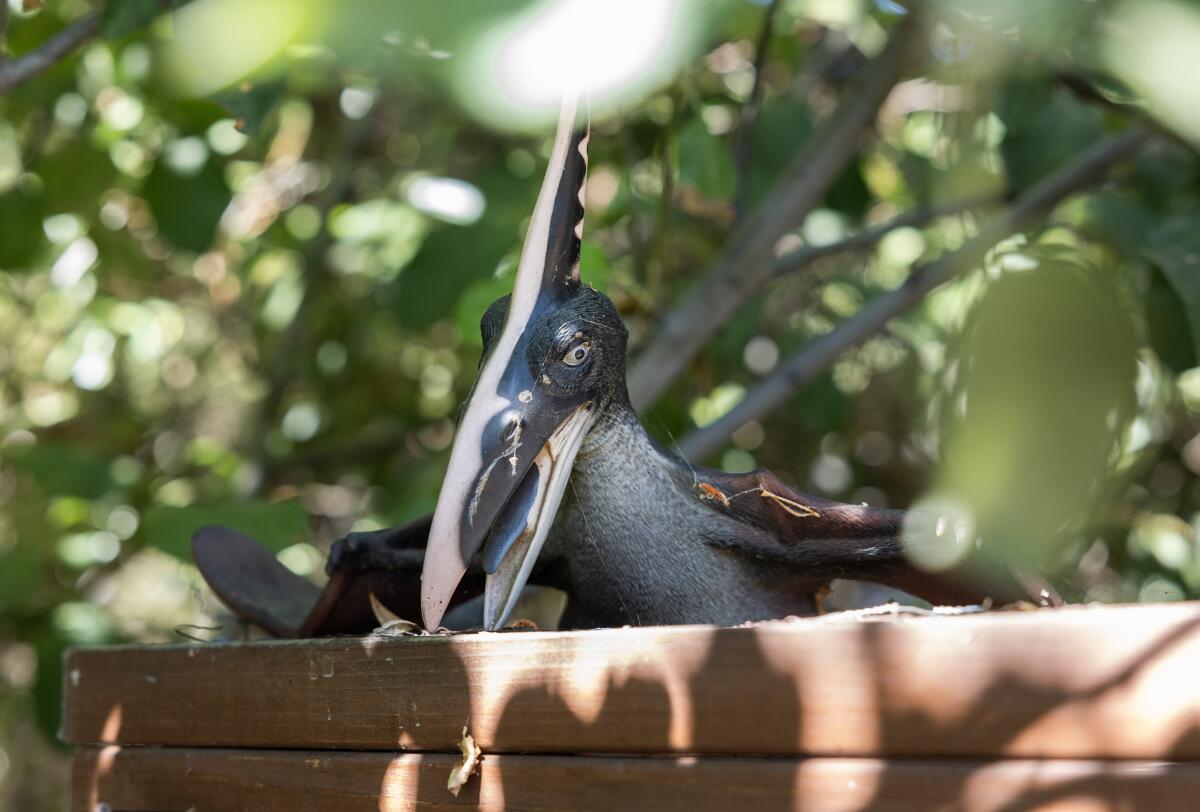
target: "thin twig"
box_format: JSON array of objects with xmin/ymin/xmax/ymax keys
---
[
  {"xmin": 770, "ymin": 191, "xmax": 1004, "ymax": 278},
  {"xmin": 678, "ymin": 125, "xmax": 1152, "ymax": 461},
  {"xmin": 0, "ymin": 13, "xmax": 100, "ymax": 94},
  {"xmin": 733, "ymin": 0, "xmax": 782, "ymax": 217},
  {"xmin": 628, "ymin": 13, "xmax": 923, "ymax": 411}
]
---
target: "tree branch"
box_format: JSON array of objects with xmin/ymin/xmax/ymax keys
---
[
  {"xmin": 678, "ymin": 125, "xmax": 1152, "ymax": 461},
  {"xmin": 628, "ymin": 12, "xmax": 923, "ymax": 411},
  {"xmin": 0, "ymin": 12, "xmax": 100, "ymax": 95},
  {"xmin": 770, "ymin": 191, "xmax": 1003, "ymax": 278}
]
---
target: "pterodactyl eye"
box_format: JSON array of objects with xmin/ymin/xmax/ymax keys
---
[{"xmin": 562, "ymin": 341, "xmax": 590, "ymax": 367}]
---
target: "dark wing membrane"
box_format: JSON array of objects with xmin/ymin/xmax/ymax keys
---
[{"xmin": 690, "ymin": 468, "xmax": 1061, "ymax": 607}]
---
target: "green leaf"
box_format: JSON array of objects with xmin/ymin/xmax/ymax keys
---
[
  {"xmin": 0, "ymin": 186, "xmax": 45, "ymax": 270},
  {"xmin": 455, "ymin": 274, "xmax": 513, "ymax": 347},
  {"xmin": 30, "ymin": 623, "xmax": 72, "ymax": 746},
  {"xmin": 39, "ymin": 141, "xmax": 118, "ymax": 219},
  {"xmin": 102, "ymin": 0, "xmax": 176, "ymax": 39},
  {"xmin": 676, "ymin": 118, "xmax": 735, "ymax": 202},
  {"xmin": 10, "ymin": 443, "xmax": 116, "ymax": 499},
  {"xmin": 143, "ymin": 157, "xmax": 231, "ymax": 253},
  {"xmin": 1081, "ymin": 190, "xmax": 1155, "ymax": 258},
  {"xmin": 0, "ymin": 546, "xmax": 41, "ymax": 613},
  {"xmin": 1144, "ymin": 213, "xmax": 1200, "ymax": 363},
  {"xmin": 392, "ymin": 223, "xmax": 512, "ymax": 328},
  {"xmin": 141, "ymin": 499, "xmax": 310, "ymax": 560},
  {"xmin": 744, "ymin": 100, "xmax": 812, "ymax": 209},
  {"xmin": 999, "ymin": 82, "xmax": 1105, "ymax": 193},
  {"xmin": 211, "ymin": 81, "xmax": 286, "ymax": 135},
  {"xmin": 1145, "ymin": 268, "xmax": 1197, "ymax": 373},
  {"xmin": 578, "ymin": 242, "xmax": 611, "ymax": 292}
]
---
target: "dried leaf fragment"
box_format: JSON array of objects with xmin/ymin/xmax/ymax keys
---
[
  {"xmin": 447, "ymin": 725, "xmax": 482, "ymax": 797},
  {"xmin": 369, "ymin": 591, "xmax": 420, "ymax": 635},
  {"xmin": 759, "ymin": 488, "xmax": 820, "ymax": 518}
]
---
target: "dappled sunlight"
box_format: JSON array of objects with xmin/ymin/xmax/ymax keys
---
[
  {"xmin": 87, "ymin": 707, "xmax": 122, "ymax": 812},
  {"xmin": 457, "ymin": 0, "xmax": 698, "ymax": 129},
  {"xmin": 1105, "ymin": 1, "xmax": 1200, "ymax": 144},
  {"xmin": 406, "ymin": 177, "xmax": 486, "ymax": 227},
  {"xmin": 919, "ymin": 258, "xmax": 1139, "ymax": 573},
  {"xmin": 164, "ymin": 0, "xmax": 319, "ymax": 95},
  {"xmin": 63, "ymin": 607, "xmax": 1200, "ymax": 807},
  {"xmin": 451, "ymin": 624, "xmax": 715, "ymax": 751},
  {"xmin": 6, "ymin": 0, "xmax": 1200, "ymax": 806},
  {"xmin": 793, "ymin": 759, "xmax": 884, "ymax": 812}
]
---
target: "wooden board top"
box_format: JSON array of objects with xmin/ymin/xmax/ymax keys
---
[{"xmin": 62, "ymin": 602, "xmax": 1200, "ymax": 759}]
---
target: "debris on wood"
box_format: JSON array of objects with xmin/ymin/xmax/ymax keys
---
[
  {"xmin": 809, "ymin": 601, "xmax": 999, "ymax": 623},
  {"xmin": 813, "ymin": 583, "xmax": 833, "ymax": 614},
  {"xmin": 447, "ymin": 725, "xmax": 482, "ymax": 797},
  {"xmin": 368, "ymin": 591, "xmax": 421, "ymax": 636}
]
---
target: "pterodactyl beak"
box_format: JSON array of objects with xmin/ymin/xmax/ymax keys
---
[{"xmin": 421, "ymin": 94, "xmax": 591, "ymax": 631}]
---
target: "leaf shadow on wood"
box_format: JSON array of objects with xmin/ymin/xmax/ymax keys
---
[
  {"xmin": 490, "ymin": 626, "xmax": 801, "ymax": 810},
  {"xmin": 845, "ymin": 614, "xmax": 1200, "ymax": 811}
]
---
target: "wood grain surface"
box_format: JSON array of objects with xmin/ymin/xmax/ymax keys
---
[
  {"xmin": 62, "ymin": 603, "xmax": 1200, "ymax": 759},
  {"xmin": 73, "ymin": 746, "xmax": 1200, "ymax": 812}
]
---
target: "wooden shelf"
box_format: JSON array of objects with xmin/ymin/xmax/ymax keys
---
[
  {"xmin": 63, "ymin": 602, "xmax": 1200, "ymax": 810},
  {"xmin": 73, "ymin": 747, "xmax": 1200, "ymax": 812}
]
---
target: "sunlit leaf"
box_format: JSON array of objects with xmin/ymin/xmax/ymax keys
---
[{"xmin": 936, "ymin": 257, "xmax": 1138, "ymax": 567}]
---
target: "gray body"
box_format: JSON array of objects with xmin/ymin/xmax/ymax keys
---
[{"xmin": 543, "ymin": 408, "xmax": 819, "ymax": 627}]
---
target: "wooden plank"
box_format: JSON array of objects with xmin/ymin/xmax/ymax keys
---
[
  {"xmin": 73, "ymin": 746, "xmax": 1200, "ymax": 812},
  {"xmin": 62, "ymin": 602, "xmax": 1200, "ymax": 759}
]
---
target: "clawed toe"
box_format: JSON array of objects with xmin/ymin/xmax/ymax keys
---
[{"xmin": 327, "ymin": 533, "xmax": 367, "ymax": 575}]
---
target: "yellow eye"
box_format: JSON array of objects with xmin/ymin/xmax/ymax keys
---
[{"xmin": 562, "ymin": 341, "xmax": 590, "ymax": 367}]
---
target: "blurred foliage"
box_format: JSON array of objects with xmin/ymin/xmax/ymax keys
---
[{"xmin": 2, "ymin": 0, "xmax": 1200, "ymax": 807}]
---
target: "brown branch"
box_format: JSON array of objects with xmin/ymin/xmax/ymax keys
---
[
  {"xmin": 732, "ymin": 0, "xmax": 782, "ymax": 217},
  {"xmin": 677, "ymin": 125, "xmax": 1152, "ymax": 461},
  {"xmin": 770, "ymin": 191, "xmax": 1004, "ymax": 278},
  {"xmin": 628, "ymin": 12, "xmax": 923, "ymax": 411},
  {"xmin": 0, "ymin": 12, "xmax": 100, "ymax": 94}
]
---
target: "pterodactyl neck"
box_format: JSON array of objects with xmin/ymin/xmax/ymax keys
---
[{"xmin": 544, "ymin": 403, "xmax": 822, "ymax": 627}]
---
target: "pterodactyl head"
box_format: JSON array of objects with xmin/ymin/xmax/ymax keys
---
[{"xmin": 421, "ymin": 94, "xmax": 628, "ymax": 630}]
